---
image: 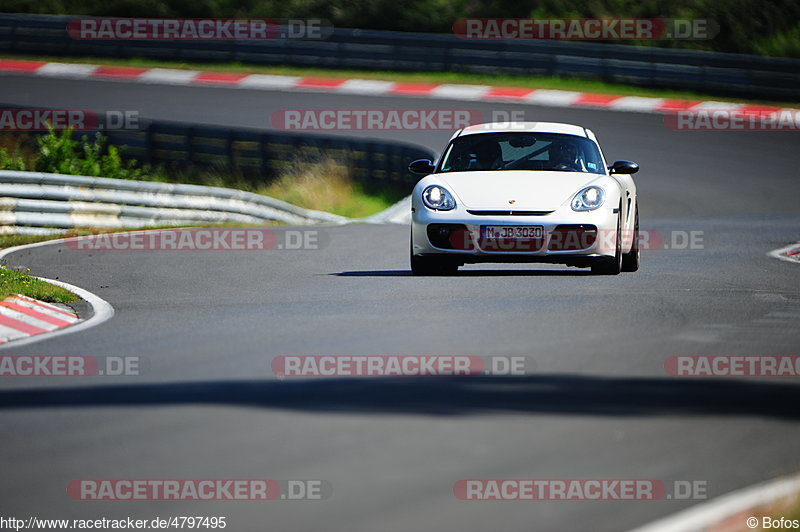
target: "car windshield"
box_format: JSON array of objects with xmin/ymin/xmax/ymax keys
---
[{"xmin": 438, "ymin": 132, "xmax": 606, "ymax": 174}]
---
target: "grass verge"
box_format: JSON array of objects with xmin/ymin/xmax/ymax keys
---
[
  {"xmin": 0, "ymin": 266, "xmax": 78, "ymax": 303},
  {"xmin": 753, "ymin": 493, "xmax": 800, "ymax": 531},
  {"xmin": 260, "ymin": 158, "xmax": 403, "ymax": 218},
  {"xmin": 2, "ymin": 53, "xmax": 797, "ymax": 107}
]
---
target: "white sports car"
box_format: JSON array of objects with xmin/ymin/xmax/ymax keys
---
[{"xmin": 409, "ymin": 122, "xmax": 640, "ymax": 275}]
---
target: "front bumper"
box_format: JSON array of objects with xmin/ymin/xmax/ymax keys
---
[{"xmin": 411, "ymin": 204, "xmax": 619, "ymax": 266}]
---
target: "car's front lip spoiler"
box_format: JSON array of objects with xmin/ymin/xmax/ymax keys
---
[{"xmin": 415, "ymin": 253, "xmax": 610, "ymax": 265}]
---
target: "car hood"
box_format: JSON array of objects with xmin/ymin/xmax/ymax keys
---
[{"xmin": 437, "ymin": 171, "xmax": 604, "ymax": 210}]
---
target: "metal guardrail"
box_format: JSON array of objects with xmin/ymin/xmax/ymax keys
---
[
  {"xmin": 0, "ymin": 104, "xmax": 435, "ymax": 191},
  {"xmin": 0, "ymin": 107, "xmax": 433, "ymax": 236},
  {"xmin": 101, "ymin": 121, "xmax": 433, "ymax": 188},
  {"xmin": 0, "ymin": 170, "xmax": 349, "ymax": 234},
  {"xmin": 1, "ymin": 14, "xmax": 799, "ymax": 100}
]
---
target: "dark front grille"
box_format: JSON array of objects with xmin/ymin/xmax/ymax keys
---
[{"xmin": 467, "ymin": 210, "xmax": 555, "ymax": 216}]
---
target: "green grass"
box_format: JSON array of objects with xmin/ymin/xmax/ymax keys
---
[
  {"xmin": 0, "ymin": 266, "xmax": 78, "ymax": 303},
  {"xmin": 3, "ymin": 53, "xmax": 798, "ymax": 107},
  {"xmin": 0, "ymin": 234, "xmax": 64, "ymax": 249},
  {"xmin": 259, "ymin": 158, "xmax": 403, "ymax": 218}
]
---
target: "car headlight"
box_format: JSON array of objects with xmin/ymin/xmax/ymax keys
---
[
  {"xmin": 571, "ymin": 186, "xmax": 605, "ymax": 211},
  {"xmin": 422, "ymin": 185, "xmax": 456, "ymax": 211}
]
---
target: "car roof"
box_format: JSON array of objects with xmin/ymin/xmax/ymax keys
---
[{"xmin": 456, "ymin": 122, "xmax": 597, "ymax": 141}]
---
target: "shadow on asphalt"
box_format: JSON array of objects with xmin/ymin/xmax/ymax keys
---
[
  {"xmin": 333, "ymin": 269, "xmax": 593, "ymax": 277},
  {"xmin": 1, "ymin": 375, "xmax": 799, "ymax": 419}
]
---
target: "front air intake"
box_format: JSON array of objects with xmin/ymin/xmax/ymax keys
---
[{"xmin": 466, "ymin": 210, "xmax": 555, "ymax": 216}]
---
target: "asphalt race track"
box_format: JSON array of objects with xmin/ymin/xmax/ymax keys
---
[{"xmin": 0, "ymin": 74, "xmax": 799, "ymax": 531}]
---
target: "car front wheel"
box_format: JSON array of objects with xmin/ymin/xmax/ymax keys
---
[
  {"xmin": 621, "ymin": 202, "xmax": 640, "ymax": 272},
  {"xmin": 591, "ymin": 206, "xmax": 623, "ymax": 275}
]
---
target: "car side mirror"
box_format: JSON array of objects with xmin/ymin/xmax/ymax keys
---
[
  {"xmin": 408, "ymin": 159, "xmax": 436, "ymax": 175},
  {"xmin": 608, "ymin": 160, "xmax": 639, "ymax": 174}
]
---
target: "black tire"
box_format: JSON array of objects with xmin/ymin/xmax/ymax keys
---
[
  {"xmin": 411, "ymin": 254, "xmax": 459, "ymax": 276},
  {"xmin": 591, "ymin": 205, "xmax": 622, "ymax": 275},
  {"xmin": 621, "ymin": 202, "xmax": 640, "ymax": 272}
]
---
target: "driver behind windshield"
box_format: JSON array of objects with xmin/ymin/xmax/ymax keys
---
[
  {"xmin": 468, "ymin": 139, "xmax": 503, "ymax": 170},
  {"xmin": 549, "ymin": 140, "xmax": 582, "ymax": 171},
  {"xmin": 439, "ymin": 133, "xmax": 605, "ymax": 174}
]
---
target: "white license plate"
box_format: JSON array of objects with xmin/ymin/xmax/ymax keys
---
[{"xmin": 481, "ymin": 226, "xmax": 544, "ymax": 239}]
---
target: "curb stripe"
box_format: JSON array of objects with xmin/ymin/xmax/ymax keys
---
[
  {"xmin": 295, "ymin": 77, "xmax": 347, "ymax": 89},
  {"xmin": 575, "ymin": 93, "xmax": 623, "ymax": 106},
  {"xmin": 483, "ymin": 86, "xmax": 535, "ymax": 101},
  {"xmin": 239, "ymin": 74, "xmax": 301, "ymax": 89},
  {"xmin": 0, "ymin": 58, "xmax": 797, "ymax": 117},
  {"xmin": 0, "ymin": 239, "xmax": 112, "ymax": 349},
  {"xmin": 655, "ymin": 99, "xmax": 703, "ymax": 113},
  {"xmin": 337, "ymin": 79, "xmax": 395, "ymax": 95},
  {"xmin": 609, "ymin": 96, "xmax": 664, "ymax": 112},
  {"xmin": 525, "ymin": 89, "xmax": 582, "ymax": 106},
  {"xmin": 0, "ymin": 313, "xmax": 48, "ymax": 335},
  {"xmin": 0, "ymin": 323, "xmax": 29, "ymax": 343},
  {"xmin": 136, "ymin": 68, "xmax": 200, "ymax": 84},
  {"xmin": 0, "ymin": 305, "xmax": 58, "ymax": 331},
  {"xmin": 0, "ymin": 293, "xmax": 81, "ymax": 344},
  {"xmin": 13, "ymin": 294, "xmax": 76, "ymax": 317},
  {"xmin": 0, "ymin": 301, "xmax": 73, "ymax": 327},
  {"xmin": 10, "ymin": 297, "xmax": 79, "ymax": 321},
  {"xmin": 0, "ymin": 59, "xmax": 46, "ymax": 72},
  {"xmin": 430, "ymin": 84, "xmax": 491, "ymax": 100},
  {"xmin": 35, "ymin": 62, "xmax": 99, "ymax": 79},
  {"xmin": 93, "ymin": 65, "xmax": 150, "ymax": 79},
  {"xmin": 389, "ymin": 82, "xmax": 440, "ymax": 95},
  {"xmin": 193, "ymin": 72, "xmax": 250, "ymax": 85}
]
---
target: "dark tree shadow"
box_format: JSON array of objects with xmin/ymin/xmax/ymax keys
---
[
  {"xmin": 1, "ymin": 375, "xmax": 799, "ymax": 420},
  {"xmin": 332, "ymin": 269, "xmax": 592, "ymax": 277}
]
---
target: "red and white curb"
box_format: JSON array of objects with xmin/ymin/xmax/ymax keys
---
[
  {"xmin": 0, "ymin": 241, "xmax": 114, "ymax": 348},
  {"xmin": 629, "ymin": 471, "xmax": 800, "ymax": 532},
  {"xmin": 0, "ymin": 294, "xmax": 80, "ymax": 344},
  {"xmin": 769, "ymin": 242, "xmax": 800, "ymax": 264},
  {"xmin": 0, "ymin": 58, "xmax": 796, "ymax": 117}
]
